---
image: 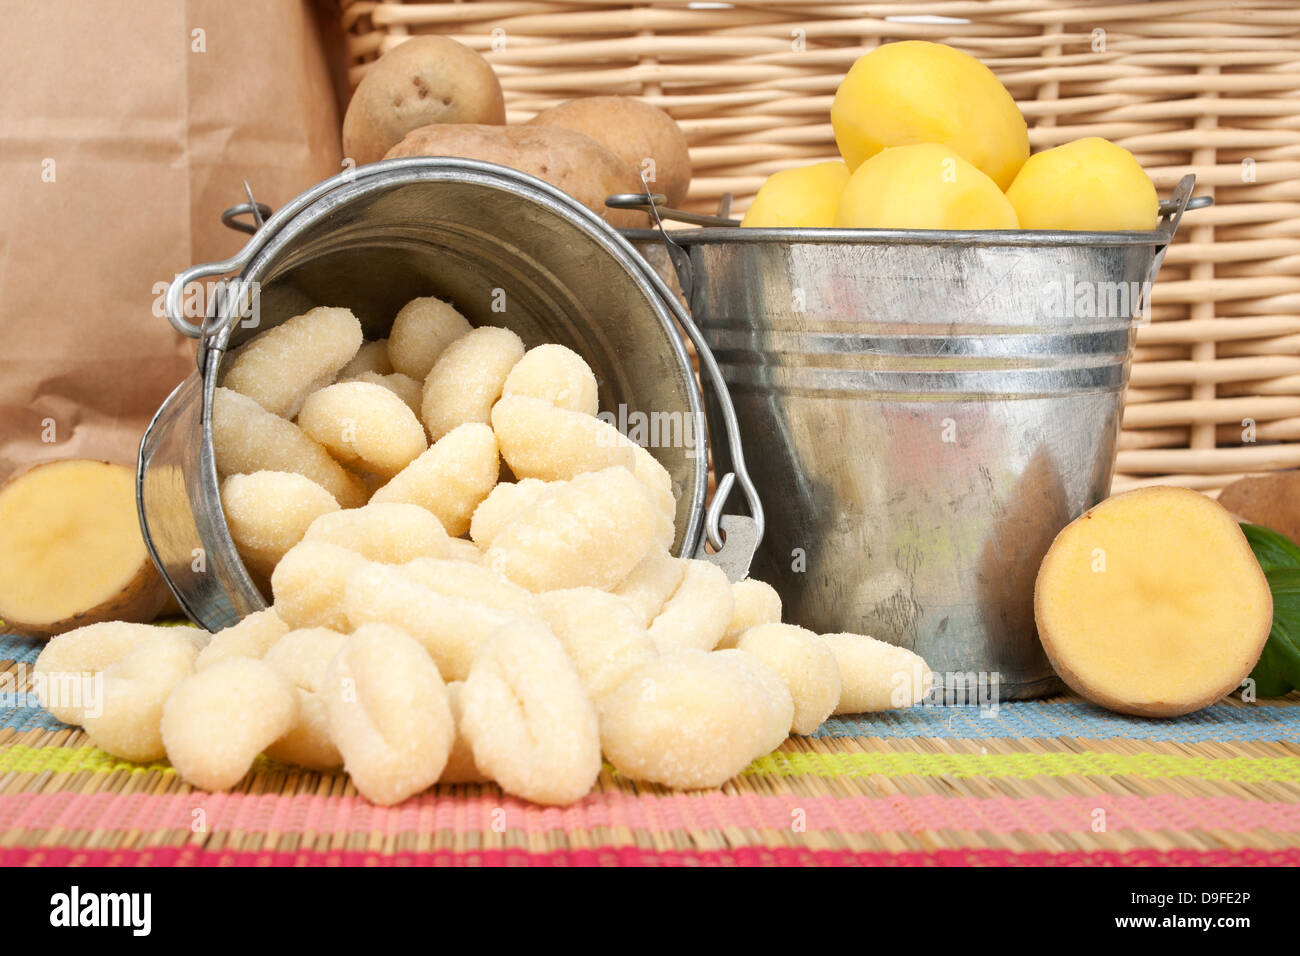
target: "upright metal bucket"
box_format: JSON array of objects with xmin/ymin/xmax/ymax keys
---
[
  {"xmin": 630, "ymin": 177, "xmax": 1199, "ymax": 700},
  {"xmin": 138, "ymin": 159, "xmax": 761, "ymax": 632}
]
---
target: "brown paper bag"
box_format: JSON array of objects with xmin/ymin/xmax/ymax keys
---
[{"xmin": 0, "ymin": 0, "xmax": 343, "ymax": 480}]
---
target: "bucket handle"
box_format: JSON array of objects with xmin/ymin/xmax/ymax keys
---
[
  {"xmin": 163, "ymin": 167, "xmax": 412, "ymax": 370},
  {"xmin": 628, "ymin": 185, "xmax": 766, "ymax": 579}
]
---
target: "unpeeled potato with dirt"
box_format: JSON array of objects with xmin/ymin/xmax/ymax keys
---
[
  {"xmin": 528, "ymin": 96, "xmax": 692, "ymax": 207},
  {"xmin": 384, "ymin": 124, "xmax": 646, "ymax": 229},
  {"xmin": 343, "ymin": 35, "xmax": 506, "ymax": 167},
  {"xmin": 1217, "ymin": 472, "xmax": 1300, "ymax": 546}
]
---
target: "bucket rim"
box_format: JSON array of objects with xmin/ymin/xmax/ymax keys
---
[{"xmin": 619, "ymin": 224, "xmax": 1174, "ymax": 248}]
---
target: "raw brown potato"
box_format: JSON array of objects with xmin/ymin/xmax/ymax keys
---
[
  {"xmin": 343, "ymin": 35, "xmax": 506, "ymax": 167},
  {"xmin": 384, "ymin": 124, "xmax": 646, "ymax": 229},
  {"xmin": 1034, "ymin": 486, "xmax": 1273, "ymax": 718},
  {"xmin": 1217, "ymin": 472, "xmax": 1300, "ymax": 546},
  {"xmin": 0, "ymin": 461, "xmax": 172, "ymax": 637},
  {"xmin": 528, "ymin": 96, "xmax": 692, "ymax": 208}
]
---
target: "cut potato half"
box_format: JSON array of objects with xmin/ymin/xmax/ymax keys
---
[
  {"xmin": 0, "ymin": 460, "xmax": 171, "ymax": 637},
  {"xmin": 1034, "ymin": 486, "xmax": 1272, "ymax": 717}
]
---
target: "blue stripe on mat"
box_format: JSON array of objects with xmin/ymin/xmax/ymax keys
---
[
  {"xmin": 0, "ymin": 634, "xmax": 42, "ymax": 665},
  {"xmin": 1, "ymin": 634, "xmax": 72, "ymax": 732},
  {"xmin": 817, "ymin": 698, "xmax": 1300, "ymax": 743},
  {"xmin": 7, "ymin": 632, "xmax": 1300, "ymax": 743}
]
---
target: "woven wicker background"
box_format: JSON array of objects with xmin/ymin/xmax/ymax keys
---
[{"xmin": 339, "ymin": 0, "xmax": 1300, "ymax": 494}]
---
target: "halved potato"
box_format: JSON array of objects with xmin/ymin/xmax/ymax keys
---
[
  {"xmin": 0, "ymin": 460, "xmax": 171, "ymax": 637},
  {"xmin": 1034, "ymin": 486, "xmax": 1272, "ymax": 717}
]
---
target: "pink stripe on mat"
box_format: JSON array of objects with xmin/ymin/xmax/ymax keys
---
[
  {"xmin": 2, "ymin": 790, "xmax": 1299, "ymax": 836},
  {"xmin": 3, "ymin": 846, "xmax": 1298, "ymax": 867}
]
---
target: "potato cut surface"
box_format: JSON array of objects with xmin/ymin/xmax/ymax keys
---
[
  {"xmin": 0, "ymin": 460, "xmax": 165, "ymax": 633},
  {"xmin": 1034, "ymin": 487, "xmax": 1272, "ymax": 717}
]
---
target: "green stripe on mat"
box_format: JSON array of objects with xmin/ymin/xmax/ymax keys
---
[
  {"xmin": 0, "ymin": 744, "xmax": 175, "ymax": 776},
  {"xmin": 748, "ymin": 750, "xmax": 1300, "ymax": 783},
  {"xmin": 4, "ymin": 743, "xmax": 1300, "ymax": 785}
]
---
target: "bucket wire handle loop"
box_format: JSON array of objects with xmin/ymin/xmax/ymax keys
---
[
  {"xmin": 166, "ymin": 181, "xmax": 272, "ymax": 341},
  {"xmin": 1139, "ymin": 174, "xmax": 1205, "ymax": 319},
  {"xmin": 605, "ymin": 192, "xmax": 741, "ymax": 229},
  {"xmin": 164, "ymin": 164, "xmax": 401, "ymax": 345},
  {"xmin": 220, "ymin": 181, "xmax": 272, "ymax": 235},
  {"xmin": 632, "ymin": 177, "xmax": 765, "ymax": 556}
]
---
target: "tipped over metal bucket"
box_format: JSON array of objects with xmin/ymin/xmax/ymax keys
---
[
  {"xmin": 138, "ymin": 159, "xmax": 762, "ymax": 632},
  {"xmin": 623, "ymin": 176, "xmax": 1202, "ymax": 699}
]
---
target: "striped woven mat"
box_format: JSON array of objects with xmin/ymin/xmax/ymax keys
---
[{"xmin": 3, "ymin": 634, "xmax": 1299, "ymax": 867}]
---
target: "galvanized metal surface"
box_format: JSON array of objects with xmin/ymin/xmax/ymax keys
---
[
  {"xmin": 630, "ymin": 176, "xmax": 1198, "ymax": 699},
  {"xmin": 140, "ymin": 159, "xmax": 761, "ymax": 631}
]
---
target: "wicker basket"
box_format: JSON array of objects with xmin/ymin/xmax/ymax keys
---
[{"xmin": 340, "ymin": 0, "xmax": 1300, "ymax": 495}]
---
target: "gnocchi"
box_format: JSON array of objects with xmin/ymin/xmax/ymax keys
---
[
  {"xmin": 270, "ymin": 540, "xmax": 370, "ymax": 631},
  {"xmin": 220, "ymin": 471, "xmax": 340, "ymax": 578},
  {"xmin": 297, "ymin": 381, "xmax": 427, "ymax": 478},
  {"xmin": 501, "ymin": 343, "xmax": 599, "ymax": 416},
  {"xmin": 81, "ymin": 630, "xmax": 200, "ymax": 762},
  {"xmin": 369, "ymin": 422, "xmax": 499, "ymax": 537},
  {"xmin": 195, "ymin": 608, "xmax": 289, "ymax": 671},
  {"xmin": 716, "ymin": 578, "xmax": 783, "ymax": 649},
  {"xmin": 161, "ymin": 657, "xmax": 299, "ymax": 791},
  {"xmin": 302, "ymin": 502, "xmax": 449, "ymax": 564},
  {"xmin": 221, "ymin": 306, "xmax": 362, "ymax": 418},
  {"xmin": 212, "ymin": 387, "xmax": 367, "ymax": 508},
  {"xmin": 421, "ymin": 325, "xmax": 524, "ymax": 441},
  {"xmin": 262, "ymin": 627, "xmax": 348, "ymax": 770},
  {"xmin": 535, "ymin": 588, "xmax": 657, "ymax": 707},
  {"xmin": 461, "ymin": 619, "xmax": 601, "ymax": 805},
  {"xmin": 387, "ymin": 296, "xmax": 473, "ymax": 381},
  {"xmin": 735, "ymin": 624, "xmax": 840, "ymax": 735},
  {"xmin": 323, "ymin": 624, "xmax": 454, "ymax": 806},
  {"xmin": 600, "ymin": 650, "xmax": 773, "ymax": 790},
  {"xmin": 822, "ymin": 632, "xmax": 932, "ymax": 714},
  {"xmin": 647, "ymin": 559, "xmax": 734, "ymax": 652},
  {"xmin": 485, "ymin": 466, "xmax": 659, "ymax": 592}
]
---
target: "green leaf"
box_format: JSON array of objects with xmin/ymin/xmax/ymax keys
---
[
  {"xmin": 1262, "ymin": 568, "xmax": 1300, "ymax": 689},
  {"xmin": 1240, "ymin": 523, "xmax": 1300, "ymax": 573},
  {"xmin": 1241, "ymin": 527, "xmax": 1300, "ymax": 697}
]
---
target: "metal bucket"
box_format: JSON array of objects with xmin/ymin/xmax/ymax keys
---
[
  {"xmin": 624, "ymin": 176, "xmax": 1200, "ymax": 700},
  {"xmin": 138, "ymin": 158, "xmax": 762, "ymax": 632}
]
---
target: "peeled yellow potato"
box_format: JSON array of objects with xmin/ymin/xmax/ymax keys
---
[
  {"xmin": 834, "ymin": 143, "xmax": 1018, "ymax": 230},
  {"xmin": 0, "ymin": 460, "xmax": 171, "ymax": 636},
  {"xmin": 1006, "ymin": 137, "xmax": 1160, "ymax": 231},
  {"xmin": 741, "ymin": 161, "xmax": 851, "ymax": 228},
  {"xmin": 831, "ymin": 40, "xmax": 1029, "ymax": 189},
  {"xmin": 1034, "ymin": 486, "xmax": 1272, "ymax": 718}
]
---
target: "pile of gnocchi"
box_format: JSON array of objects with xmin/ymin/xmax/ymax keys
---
[{"xmin": 35, "ymin": 298, "xmax": 932, "ymax": 806}]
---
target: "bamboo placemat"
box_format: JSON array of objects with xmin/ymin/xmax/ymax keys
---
[{"xmin": 3, "ymin": 634, "xmax": 1298, "ymax": 867}]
